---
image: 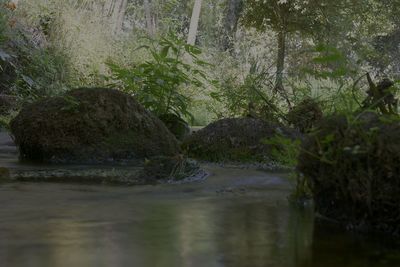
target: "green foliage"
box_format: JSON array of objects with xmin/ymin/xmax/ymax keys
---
[
  {"xmin": 0, "ymin": 3, "xmax": 8, "ymax": 45},
  {"xmin": 3, "ymin": 0, "xmax": 400, "ymax": 134},
  {"xmin": 210, "ymin": 61, "xmax": 282, "ymax": 120},
  {"xmin": 108, "ymin": 33, "xmax": 211, "ymax": 119},
  {"xmin": 291, "ymin": 78, "xmax": 365, "ymax": 117},
  {"xmin": 263, "ymin": 134, "xmax": 301, "ymax": 167},
  {"xmin": 13, "ymin": 46, "xmax": 72, "ymax": 100},
  {"xmin": 0, "ymin": 111, "xmax": 17, "ymax": 131},
  {"xmin": 0, "ymin": 0, "xmax": 73, "ymax": 101},
  {"xmin": 297, "ymin": 112, "xmax": 400, "ymax": 233},
  {"xmin": 287, "ymin": 98, "xmax": 323, "ymax": 133},
  {"xmin": 290, "ymin": 172, "xmax": 313, "ymax": 204},
  {"xmin": 304, "ymin": 44, "xmax": 356, "ymax": 79},
  {"xmin": 242, "ymin": 0, "xmax": 329, "ymax": 34},
  {"xmin": 0, "ymin": 1, "xmax": 12, "ymax": 66},
  {"xmin": 290, "ymin": 44, "xmax": 366, "ymax": 116}
]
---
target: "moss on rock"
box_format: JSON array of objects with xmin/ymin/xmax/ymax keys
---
[
  {"xmin": 183, "ymin": 117, "xmax": 300, "ymax": 163},
  {"xmin": 298, "ymin": 112, "xmax": 400, "ymax": 235},
  {"xmin": 10, "ymin": 88, "xmax": 180, "ymax": 163}
]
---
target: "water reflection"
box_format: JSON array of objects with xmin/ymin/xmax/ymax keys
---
[
  {"xmin": 307, "ymin": 223, "xmax": 400, "ymax": 267},
  {"xmin": 0, "ymin": 183, "xmax": 399, "ymax": 267},
  {"xmin": 213, "ymin": 200, "xmax": 314, "ymax": 267}
]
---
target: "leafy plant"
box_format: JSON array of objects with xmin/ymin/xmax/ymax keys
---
[
  {"xmin": 210, "ymin": 60, "xmax": 283, "ymax": 121},
  {"xmin": 0, "ymin": 0, "xmax": 10, "ymax": 44},
  {"xmin": 0, "ymin": 0, "xmax": 11, "ymax": 72},
  {"xmin": 263, "ymin": 134, "xmax": 301, "ymax": 167},
  {"xmin": 0, "ymin": 1, "xmax": 73, "ymax": 101},
  {"xmin": 107, "ymin": 33, "xmax": 211, "ymax": 120},
  {"xmin": 12, "ymin": 46, "xmax": 72, "ymax": 100},
  {"xmin": 0, "ymin": 111, "xmax": 18, "ymax": 131}
]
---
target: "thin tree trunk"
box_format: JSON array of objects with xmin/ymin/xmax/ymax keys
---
[
  {"xmin": 275, "ymin": 28, "xmax": 292, "ymax": 108},
  {"xmin": 103, "ymin": 0, "xmax": 115, "ymax": 16},
  {"xmin": 110, "ymin": 0, "xmax": 127, "ymax": 34},
  {"xmin": 114, "ymin": 0, "xmax": 128, "ymax": 33},
  {"xmin": 187, "ymin": 0, "xmax": 203, "ymax": 45},
  {"xmin": 144, "ymin": 0, "xmax": 154, "ymax": 36},
  {"xmin": 275, "ymin": 28, "xmax": 286, "ymax": 92},
  {"xmin": 110, "ymin": 0, "xmax": 122, "ymax": 32},
  {"xmin": 222, "ymin": 0, "xmax": 243, "ymax": 52}
]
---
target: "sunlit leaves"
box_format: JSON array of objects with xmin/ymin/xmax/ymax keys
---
[{"xmin": 107, "ymin": 33, "xmax": 211, "ymax": 120}]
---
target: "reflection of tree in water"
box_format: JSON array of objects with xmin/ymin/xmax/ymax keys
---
[
  {"xmin": 215, "ymin": 199, "xmax": 314, "ymax": 267},
  {"xmin": 136, "ymin": 199, "xmax": 221, "ymax": 267},
  {"xmin": 132, "ymin": 197, "xmax": 315, "ymax": 267},
  {"xmin": 308, "ymin": 223, "xmax": 400, "ymax": 267},
  {"xmin": 134, "ymin": 202, "xmax": 185, "ymax": 266},
  {"xmin": 287, "ymin": 206, "xmax": 314, "ymax": 267}
]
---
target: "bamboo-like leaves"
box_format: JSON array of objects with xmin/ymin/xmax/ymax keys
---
[{"xmin": 107, "ymin": 33, "xmax": 211, "ymax": 120}]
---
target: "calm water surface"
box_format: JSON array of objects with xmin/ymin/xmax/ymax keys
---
[{"xmin": 0, "ymin": 133, "xmax": 399, "ymax": 267}]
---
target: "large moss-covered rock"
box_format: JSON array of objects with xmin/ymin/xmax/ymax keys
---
[
  {"xmin": 10, "ymin": 88, "xmax": 180, "ymax": 163},
  {"xmin": 298, "ymin": 112, "xmax": 400, "ymax": 235},
  {"xmin": 183, "ymin": 117, "xmax": 299, "ymax": 162}
]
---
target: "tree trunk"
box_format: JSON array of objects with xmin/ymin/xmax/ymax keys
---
[
  {"xmin": 187, "ymin": 0, "xmax": 203, "ymax": 45},
  {"xmin": 144, "ymin": 0, "xmax": 154, "ymax": 36},
  {"xmin": 115, "ymin": 0, "xmax": 128, "ymax": 33},
  {"xmin": 110, "ymin": 0, "xmax": 127, "ymax": 34},
  {"xmin": 222, "ymin": 0, "xmax": 243, "ymax": 52},
  {"xmin": 103, "ymin": 0, "xmax": 115, "ymax": 16},
  {"xmin": 275, "ymin": 28, "xmax": 292, "ymax": 108},
  {"xmin": 275, "ymin": 28, "xmax": 286, "ymax": 92}
]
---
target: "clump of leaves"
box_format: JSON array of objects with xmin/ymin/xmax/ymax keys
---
[
  {"xmin": 263, "ymin": 134, "xmax": 301, "ymax": 167},
  {"xmin": 286, "ymin": 98, "xmax": 323, "ymax": 133},
  {"xmin": 0, "ymin": 0, "xmax": 9, "ymax": 45},
  {"xmin": 0, "ymin": 111, "xmax": 18, "ymax": 131},
  {"xmin": 303, "ymin": 44, "xmax": 356, "ymax": 80},
  {"xmin": 107, "ymin": 33, "xmax": 211, "ymax": 120},
  {"xmin": 0, "ymin": 1, "xmax": 73, "ymax": 101},
  {"xmin": 210, "ymin": 60, "xmax": 283, "ymax": 122},
  {"xmin": 0, "ymin": 1, "xmax": 12, "ymax": 71},
  {"xmin": 13, "ymin": 46, "xmax": 72, "ymax": 100}
]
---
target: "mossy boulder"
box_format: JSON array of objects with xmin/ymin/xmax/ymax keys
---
[
  {"xmin": 10, "ymin": 88, "xmax": 180, "ymax": 163},
  {"xmin": 158, "ymin": 113, "xmax": 190, "ymax": 141},
  {"xmin": 183, "ymin": 117, "xmax": 300, "ymax": 162},
  {"xmin": 287, "ymin": 98, "xmax": 323, "ymax": 133},
  {"xmin": 298, "ymin": 112, "xmax": 400, "ymax": 235}
]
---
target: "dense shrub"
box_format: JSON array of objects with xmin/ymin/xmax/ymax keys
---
[
  {"xmin": 298, "ymin": 112, "xmax": 400, "ymax": 235},
  {"xmin": 287, "ymin": 98, "xmax": 323, "ymax": 133}
]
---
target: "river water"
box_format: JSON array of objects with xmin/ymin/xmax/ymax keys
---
[{"xmin": 0, "ymin": 133, "xmax": 399, "ymax": 267}]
